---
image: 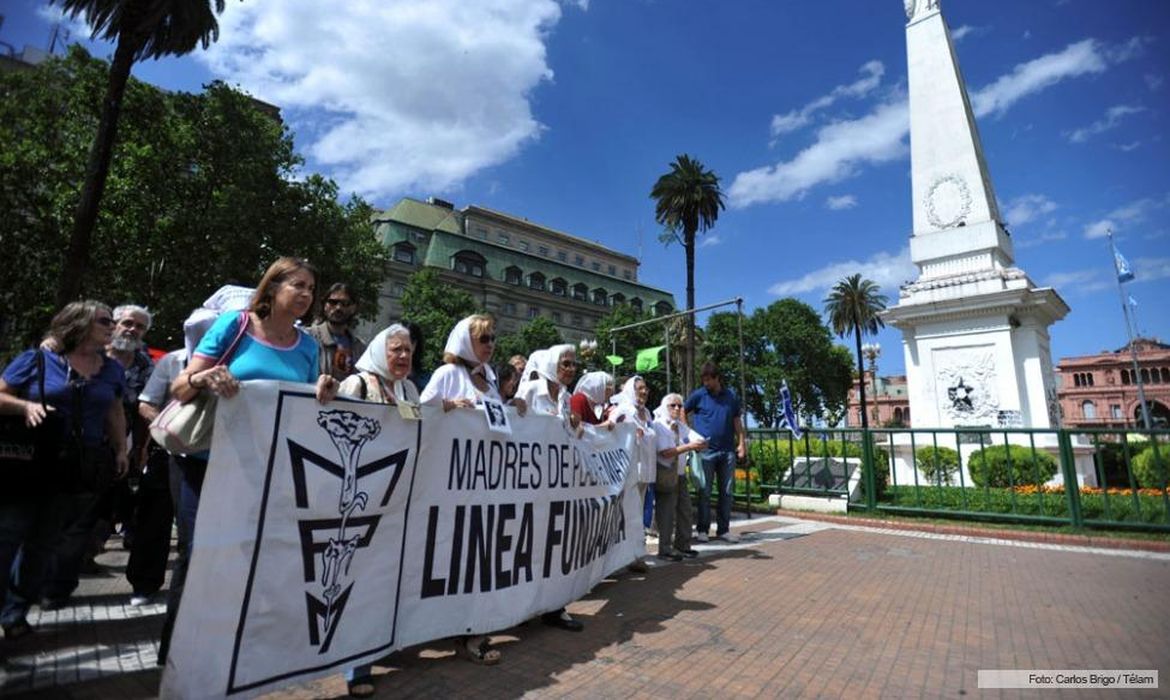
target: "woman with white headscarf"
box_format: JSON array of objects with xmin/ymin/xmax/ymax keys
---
[
  {"xmin": 516, "ymin": 343, "xmax": 576, "ymax": 421},
  {"xmin": 610, "ymin": 375, "xmax": 656, "ymax": 573},
  {"xmin": 651, "ymin": 393, "xmax": 706, "ymax": 561},
  {"xmin": 420, "ymin": 314, "xmax": 500, "ymax": 411},
  {"xmin": 570, "ymin": 371, "xmax": 615, "ymax": 429},
  {"xmin": 335, "ymin": 324, "xmax": 419, "ymax": 405}
]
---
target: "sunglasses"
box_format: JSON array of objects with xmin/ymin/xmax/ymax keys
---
[
  {"xmin": 668, "ymin": 403, "xmax": 682, "ymax": 408},
  {"xmin": 477, "ymin": 334, "xmax": 497, "ymax": 344},
  {"xmin": 324, "ymin": 298, "xmax": 354, "ymax": 307}
]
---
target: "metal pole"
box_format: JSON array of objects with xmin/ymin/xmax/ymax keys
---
[
  {"xmin": 1110, "ymin": 233, "xmax": 1152, "ymax": 429},
  {"xmin": 664, "ymin": 325, "xmax": 671, "ymax": 395},
  {"xmin": 607, "ymin": 297, "xmax": 744, "ymax": 334},
  {"xmin": 735, "ymin": 299, "xmax": 750, "ymax": 518}
]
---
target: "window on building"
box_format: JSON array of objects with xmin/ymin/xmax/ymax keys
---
[
  {"xmin": 1141, "ymin": 368, "xmax": 1151, "ymax": 383},
  {"xmin": 654, "ymin": 301, "xmax": 673, "ymax": 316},
  {"xmin": 1111, "ymin": 404, "xmax": 1123, "ymax": 419},
  {"xmin": 574, "ymin": 254, "xmax": 585, "ymax": 266},
  {"xmin": 473, "ymin": 225, "xmax": 488, "ymax": 239},
  {"xmin": 552, "ymin": 311, "xmax": 563, "ymax": 323},
  {"xmin": 392, "ymin": 243, "xmax": 416, "ymax": 265},
  {"xmin": 538, "ymin": 246, "xmax": 549, "ymax": 257},
  {"xmin": 503, "ymin": 302, "xmax": 517, "ymax": 316},
  {"xmin": 894, "ymin": 407, "xmax": 904, "ymax": 423},
  {"xmin": 1121, "ymin": 370, "xmax": 1131, "ymax": 385},
  {"xmin": 572, "ymin": 283, "xmax": 588, "ymax": 301},
  {"xmin": 592, "ymin": 288, "xmax": 607, "ymax": 306},
  {"xmin": 497, "ymin": 232, "xmax": 510, "ymax": 245},
  {"xmin": 1152, "ymin": 368, "xmax": 1164, "ymax": 385},
  {"xmin": 1081, "ymin": 400, "xmax": 1096, "ymax": 419},
  {"xmin": 550, "ymin": 278, "xmax": 567, "ymax": 297},
  {"xmin": 629, "ymin": 297, "xmax": 643, "ymax": 311},
  {"xmin": 611, "ymin": 293, "xmax": 626, "ymax": 306},
  {"xmin": 572, "ymin": 314, "xmax": 583, "ymax": 326},
  {"xmin": 557, "ymin": 250, "xmax": 567, "ymax": 262},
  {"xmin": 519, "ymin": 240, "xmax": 530, "ymax": 252},
  {"xmin": 608, "ymin": 264, "xmax": 616, "ymax": 276},
  {"xmin": 452, "ymin": 251, "xmax": 486, "ymax": 278},
  {"xmin": 1162, "ymin": 367, "xmax": 1170, "ymax": 382},
  {"xmin": 411, "ymin": 231, "xmax": 427, "ymax": 242},
  {"xmin": 592, "ymin": 262, "xmax": 601, "ymax": 271},
  {"xmin": 623, "ymin": 269, "xmax": 632, "ymax": 280},
  {"xmin": 528, "ymin": 306, "xmax": 540, "ymax": 319},
  {"xmin": 528, "ymin": 272, "xmax": 546, "ymax": 291},
  {"xmin": 504, "ymin": 266, "xmax": 523, "ymax": 285}
]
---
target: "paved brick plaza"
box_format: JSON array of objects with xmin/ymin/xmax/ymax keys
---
[{"xmin": 2, "ymin": 515, "xmax": 1167, "ymax": 699}]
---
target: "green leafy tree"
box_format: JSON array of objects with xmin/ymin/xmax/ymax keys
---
[
  {"xmin": 702, "ymin": 301, "xmax": 853, "ymax": 428},
  {"xmin": 824, "ymin": 274, "xmax": 888, "ymax": 429},
  {"xmin": 967, "ymin": 445, "xmax": 1057, "ymax": 488},
  {"xmin": 0, "ymin": 48, "xmax": 387, "ymax": 357},
  {"xmin": 54, "ymin": 0, "xmax": 228, "ymax": 307},
  {"xmin": 495, "ymin": 317, "xmax": 564, "ymax": 366},
  {"xmin": 398, "ymin": 268, "xmax": 478, "ymax": 371},
  {"xmin": 594, "ymin": 304, "xmax": 679, "ymax": 402},
  {"xmin": 915, "ymin": 445, "xmax": 961, "ymax": 485},
  {"xmin": 650, "ymin": 154, "xmax": 725, "ymax": 393}
]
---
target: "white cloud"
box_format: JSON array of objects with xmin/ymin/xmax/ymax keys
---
[
  {"xmin": 698, "ymin": 235, "xmax": 722, "ymax": 248},
  {"xmin": 1134, "ymin": 257, "xmax": 1170, "ymax": 283},
  {"xmin": 769, "ymin": 61, "xmax": 885, "ymax": 137},
  {"xmin": 1067, "ymin": 104, "xmax": 1145, "ymax": 143},
  {"xmin": 1145, "ymin": 73, "xmax": 1165, "ymax": 92},
  {"xmin": 35, "ymin": 5, "xmax": 92, "ymax": 41},
  {"xmin": 198, "ymin": 0, "xmax": 567, "ymax": 200},
  {"xmin": 1003, "ymin": 194, "xmax": 1058, "ymax": 226},
  {"xmin": 732, "ymin": 39, "xmax": 1127, "ymax": 209},
  {"xmin": 1043, "ymin": 269, "xmax": 1109, "ymax": 292},
  {"xmin": 1117, "ymin": 141, "xmax": 1142, "ymax": 152},
  {"xmin": 1084, "ymin": 194, "xmax": 1170, "ymax": 238},
  {"xmin": 825, "ymin": 194, "xmax": 858, "ymax": 210},
  {"xmin": 1015, "ymin": 230, "xmax": 1068, "ymax": 249},
  {"xmin": 951, "ymin": 25, "xmax": 987, "ymax": 43},
  {"xmin": 768, "ymin": 247, "xmax": 916, "ymax": 296},
  {"xmin": 971, "ymin": 39, "xmax": 1108, "ymax": 119}
]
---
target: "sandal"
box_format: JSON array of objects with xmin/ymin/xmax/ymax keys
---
[
  {"xmin": 455, "ymin": 635, "xmax": 501, "ymax": 666},
  {"xmin": 347, "ymin": 676, "xmax": 376, "ymax": 698}
]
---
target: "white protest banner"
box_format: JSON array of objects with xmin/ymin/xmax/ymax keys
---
[{"xmin": 161, "ymin": 381, "xmax": 642, "ymax": 699}]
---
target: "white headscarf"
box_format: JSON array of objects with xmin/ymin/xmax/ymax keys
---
[
  {"xmin": 535, "ymin": 344, "xmax": 575, "ymax": 385},
  {"xmin": 516, "ymin": 348, "xmax": 548, "ymax": 396},
  {"xmin": 653, "ymin": 392, "xmax": 685, "ymax": 425},
  {"xmin": 611, "ymin": 375, "xmax": 650, "ymax": 426},
  {"xmin": 355, "ymin": 324, "xmax": 412, "ymax": 380},
  {"xmin": 183, "ymin": 284, "xmax": 255, "ymax": 360},
  {"xmin": 443, "ymin": 316, "xmax": 496, "ymax": 383},
  {"xmin": 574, "ymin": 371, "xmax": 612, "ymax": 407}
]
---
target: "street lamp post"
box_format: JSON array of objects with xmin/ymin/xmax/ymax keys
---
[{"xmin": 861, "ymin": 342, "xmax": 881, "ymax": 427}]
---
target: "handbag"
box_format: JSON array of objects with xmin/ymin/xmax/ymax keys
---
[
  {"xmin": 149, "ymin": 312, "xmax": 250, "ymax": 454},
  {"xmin": 0, "ymin": 350, "xmax": 65, "ymax": 501}
]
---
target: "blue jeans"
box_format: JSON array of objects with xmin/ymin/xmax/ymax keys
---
[
  {"xmin": 158, "ymin": 456, "xmax": 207, "ymax": 664},
  {"xmin": 696, "ymin": 450, "xmax": 735, "ymax": 537}
]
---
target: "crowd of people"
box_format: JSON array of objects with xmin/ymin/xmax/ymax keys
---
[{"xmin": 0, "ymin": 256, "xmax": 746, "ymax": 697}]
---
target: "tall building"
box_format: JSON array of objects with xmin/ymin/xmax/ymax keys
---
[
  {"xmin": 369, "ymin": 197, "xmax": 675, "ymax": 341},
  {"xmin": 1055, "ymin": 338, "xmax": 1170, "ymax": 428},
  {"xmin": 847, "ymin": 373, "xmax": 912, "ymax": 427},
  {"xmin": 882, "ymin": 0, "xmax": 1068, "ymax": 429}
]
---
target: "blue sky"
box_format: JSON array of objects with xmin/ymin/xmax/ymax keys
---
[{"xmin": 3, "ymin": 0, "xmax": 1168, "ymax": 376}]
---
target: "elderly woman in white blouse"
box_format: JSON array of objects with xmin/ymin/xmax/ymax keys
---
[
  {"xmin": 610, "ymin": 375, "xmax": 656, "ymax": 573},
  {"xmin": 515, "ymin": 343, "xmax": 579, "ymax": 426},
  {"xmin": 335, "ymin": 324, "xmax": 419, "ymax": 404}
]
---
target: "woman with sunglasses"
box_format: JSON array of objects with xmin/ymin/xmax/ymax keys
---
[
  {"xmin": 651, "ymin": 394, "xmax": 706, "ymax": 561},
  {"xmin": 610, "ymin": 376, "xmax": 656, "ymax": 573},
  {"xmin": 0, "ymin": 301, "xmax": 129, "ymax": 639},
  {"xmin": 515, "ymin": 344, "xmax": 578, "ymax": 424}
]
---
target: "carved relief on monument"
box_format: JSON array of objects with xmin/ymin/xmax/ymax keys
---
[
  {"xmin": 933, "ymin": 347, "xmax": 1000, "ymax": 424},
  {"xmin": 904, "ymin": 0, "xmax": 940, "ymax": 21},
  {"xmin": 925, "ymin": 174, "xmax": 972, "ymax": 230}
]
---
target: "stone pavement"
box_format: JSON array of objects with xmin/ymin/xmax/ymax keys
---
[{"xmin": 2, "ymin": 515, "xmax": 1168, "ymax": 699}]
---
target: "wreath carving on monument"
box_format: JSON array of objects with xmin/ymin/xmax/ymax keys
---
[
  {"xmin": 925, "ymin": 174, "xmax": 972, "ymax": 230},
  {"xmin": 937, "ymin": 351, "xmax": 999, "ymax": 424}
]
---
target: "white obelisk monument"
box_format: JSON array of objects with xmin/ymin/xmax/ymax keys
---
[{"xmin": 884, "ymin": 0, "xmax": 1069, "ymax": 429}]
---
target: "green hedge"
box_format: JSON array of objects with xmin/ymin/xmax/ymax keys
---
[
  {"xmin": 915, "ymin": 445, "xmax": 960, "ymax": 486},
  {"xmin": 968, "ymin": 444, "xmax": 1057, "ymax": 488},
  {"xmin": 1133, "ymin": 443, "xmax": 1170, "ymax": 489},
  {"xmin": 883, "ymin": 485, "xmax": 1169, "ymax": 524}
]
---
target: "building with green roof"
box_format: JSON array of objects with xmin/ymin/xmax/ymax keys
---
[{"xmin": 369, "ymin": 197, "xmax": 676, "ymax": 342}]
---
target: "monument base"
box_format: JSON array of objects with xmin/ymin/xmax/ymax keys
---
[{"xmin": 768, "ymin": 493, "xmax": 849, "ymax": 514}]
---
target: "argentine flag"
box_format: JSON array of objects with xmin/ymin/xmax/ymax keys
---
[
  {"xmin": 1114, "ymin": 247, "xmax": 1135, "ymax": 284},
  {"xmin": 778, "ymin": 380, "xmax": 803, "ymax": 439}
]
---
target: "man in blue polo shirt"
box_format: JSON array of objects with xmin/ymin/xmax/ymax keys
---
[{"xmin": 684, "ymin": 362, "xmax": 747, "ymax": 543}]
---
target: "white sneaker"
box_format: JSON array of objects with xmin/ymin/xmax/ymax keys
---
[
  {"xmin": 718, "ymin": 532, "xmax": 740, "ymax": 544},
  {"xmin": 695, "ymin": 533, "xmax": 709, "ymax": 543}
]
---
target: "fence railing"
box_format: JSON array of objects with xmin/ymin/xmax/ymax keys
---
[{"xmin": 737, "ymin": 427, "xmax": 1170, "ymax": 533}]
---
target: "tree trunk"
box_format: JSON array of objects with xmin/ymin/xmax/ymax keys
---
[
  {"xmin": 854, "ymin": 325, "xmax": 869, "ymax": 430},
  {"xmin": 55, "ymin": 34, "xmax": 142, "ymax": 307},
  {"xmin": 684, "ymin": 229, "xmax": 695, "ymax": 394}
]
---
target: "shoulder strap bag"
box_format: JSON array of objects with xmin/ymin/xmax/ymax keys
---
[
  {"xmin": 148, "ymin": 312, "xmax": 250, "ymax": 455},
  {"xmin": 0, "ymin": 350, "xmax": 64, "ymax": 501}
]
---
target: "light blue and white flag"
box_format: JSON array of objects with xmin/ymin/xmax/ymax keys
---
[
  {"xmin": 778, "ymin": 380, "xmax": 803, "ymax": 439},
  {"xmin": 1114, "ymin": 246, "xmax": 1136, "ymax": 284},
  {"xmin": 1128, "ymin": 294, "xmax": 1138, "ymax": 308}
]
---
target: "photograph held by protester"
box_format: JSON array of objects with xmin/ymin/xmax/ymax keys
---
[{"xmin": 0, "ymin": 301, "xmax": 129, "ymax": 639}]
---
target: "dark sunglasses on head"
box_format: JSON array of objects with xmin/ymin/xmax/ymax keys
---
[
  {"xmin": 477, "ymin": 334, "xmax": 496, "ymax": 344},
  {"xmin": 324, "ymin": 298, "xmax": 354, "ymax": 307}
]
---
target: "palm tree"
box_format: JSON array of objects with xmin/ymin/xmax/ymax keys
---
[
  {"xmin": 650, "ymin": 154, "xmax": 725, "ymax": 392},
  {"xmin": 54, "ymin": 0, "xmax": 227, "ymax": 307},
  {"xmin": 824, "ymin": 274, "xmax": 888, "ymax": 430}
]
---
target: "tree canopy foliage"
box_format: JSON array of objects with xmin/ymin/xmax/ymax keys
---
[
  {"xmin": 0, "ymin": 47, "xmax": 387, "ymax": 359},
  {"xmin": 495, "ymin": 317, "xmax": 564, "ymax": 367},
  {"xmin": 397, "ymin": 268, "xmax": 478, "ymax": 372}
]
